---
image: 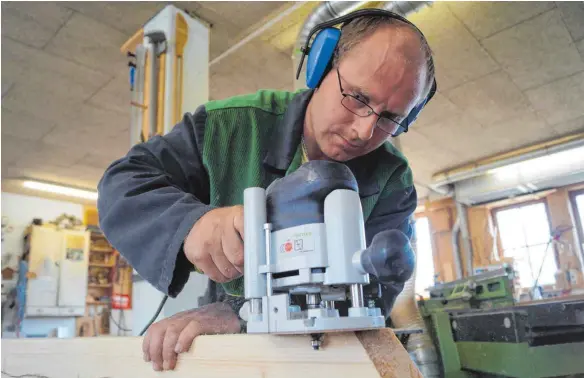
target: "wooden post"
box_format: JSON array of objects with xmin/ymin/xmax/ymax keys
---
[{"xmin": 1, "ymin": 330, "xmax": 421, "ymax": 378}]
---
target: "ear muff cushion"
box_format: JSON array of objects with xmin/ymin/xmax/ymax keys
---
[
  {"xmin": 306, "ymin": 28, "xmax": 341, "ymax": 89},
  {"xmin": 402, "ymin": 80, "xmax": 437, "ymax": 130}
]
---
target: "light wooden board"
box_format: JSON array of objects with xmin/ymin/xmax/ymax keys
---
[{"xmin": 1, "ymin": 330, "xmax": 420, "ymax": 378}]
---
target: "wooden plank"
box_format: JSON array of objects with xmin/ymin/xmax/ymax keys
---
[
  {"xmin": 356, "ymin": 329, "xmax": 423, "ymax": 378},
  {"xmin": 1, "ymin": 330, "xmax": 420, "ymax": 378},
  {"xmin": 121, "ymin": 28, "xmax": 144, "ymax": 54}
]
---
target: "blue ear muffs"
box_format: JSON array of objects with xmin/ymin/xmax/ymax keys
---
[
  {"xmin": 393, "ymin": 80, "xmax": 437, "ymax": 136},
  {"xmin": 305, "ymin": 28, "xmax": 341, "ymax": 89},
  {"xmin": 295, "ymin": 9, "xmax": 438, "ymax": 136}
]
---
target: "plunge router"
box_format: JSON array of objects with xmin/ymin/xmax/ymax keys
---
[{"xmin": 243, "ymin": 161, "xmax": 414, "ymax": 349}]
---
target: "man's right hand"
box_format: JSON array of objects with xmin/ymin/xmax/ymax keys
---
[{"xmin": 184, "ymin": 205, "xmax": 244, "ymax": 283}]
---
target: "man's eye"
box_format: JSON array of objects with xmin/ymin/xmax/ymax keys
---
[
  {"xmin": 349, "ymin": 94, "xmax": 369, "ymax": 108},
  {"xmin": 352, "ymin": 93, "xmax": 367, "ymax": 103}
]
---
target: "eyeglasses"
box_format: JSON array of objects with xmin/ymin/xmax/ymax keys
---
[{"xmin": 336, "ymin": 68, "xmax": 407, "ymax": 137}]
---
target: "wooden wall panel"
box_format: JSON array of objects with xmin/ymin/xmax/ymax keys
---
[
  {"xmin": 547, "ymin": 189, "xmax": 580, "ymax": 267},
  {"xmin": 467, "ymin": 206, "xmax": 496, "ymax": 268}
]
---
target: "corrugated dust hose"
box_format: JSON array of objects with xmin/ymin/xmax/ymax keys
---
[{"xmin": 390, "ymin": 225, "xmax": 441, "ymax": 377}]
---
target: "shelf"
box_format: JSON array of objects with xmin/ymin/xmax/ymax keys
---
[
  {"xmin": 89, "ymin": 263, "xmax": 115, "ymax": 268},
  {"xmin": 88, "ymin": 283, "xmax": 112, "ymax": 288},
  {"xmin": 86, "ymin": 300, "xmax": 109, "ymax": 306},
  {"xmin": 91, "ymin": 248, "xmax": 115, "ymax": 253}
]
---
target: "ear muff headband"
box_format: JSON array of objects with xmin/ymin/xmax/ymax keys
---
[{"xmin": 296, "ymin": 9, "xmax": 437, "ymax": 136}]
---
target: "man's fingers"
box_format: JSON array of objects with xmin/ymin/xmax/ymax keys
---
[
  {"xmin": 211, "ymin": 246, "xmax": 239, "ymax": 280},
  {"xmin": 142, "ymin": 327, "xmax": 152, "ymax": 362},
  {"xmin": 223, "ymin": 226, "xmax": 244, "ymax": 272},
  {"xmin": 162, "ymin": 325, "xmax": 180, "ymax": 370},
  {"xmin": 233, "ymin": 207, "xmax": 244, "ymax": 240},
  {"xmin": 194, "ymin": 252, "xmax": 229, "ymax": 283},
  {"xmin": 176, "ymin": 321, "xmax": 201, "ymax": 354},
  {"xmin": 147, "ymin": 324, "xmax": 166, "ymax": 371}
]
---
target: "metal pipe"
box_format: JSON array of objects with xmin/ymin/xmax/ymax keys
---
[
  {"xmin": 209, "ymin": 2, "xmax": 305, "ymax": 67},
  {"xmin": 432, "ymin": 133, "xmax": 584, "ymax": 188},
  {"xmin": 456, "ymin": 201, "xmax": 473, "ymax": 276},
  {"xmin": 306, "ymin": 294, "xmax": 320, "ymax": 309},
  {"xmin": 133, "ymin": 46, "xmax": 147, "ymax": 145},
  {"xmin": 250, "ymin": 298, "xmax": 262, "ymax": 315},
  {"xmin": 264, "ymin": 223, "xmax": 273, "ymax": 296},
  {"xmin": 146, "ymin": 38, "xmax": 158, "ymax": 139},
  {"xmin": 381, "ymin": 1, "xmax": 433, "ymax": 14},
  {"xmin": 451, "ymin": 214, "xmax": 463, "ymax": 280},
  {"xmin": 244, "ymin": 188, "xmax": 267, "ymax": 299},
  {"xmin": 350, "ymin": 284, "xmax": 364, "ymax": 308}
]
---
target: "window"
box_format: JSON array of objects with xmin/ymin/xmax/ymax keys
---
[
  {"xmin": 494, "ymin": 202, "xmax": 556, "ymax": 288},
  {"xmin": 414, "ymin": 217, "xmax": 435, "ymax": 296}
]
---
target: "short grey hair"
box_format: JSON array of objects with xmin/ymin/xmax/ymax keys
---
[{"xmin": 332, "ymin": 15, "xmax": 435, "ymax": 95}]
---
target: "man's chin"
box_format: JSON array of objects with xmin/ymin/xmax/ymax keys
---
[{"xmin": 323, "ymin": 146, "xmax": 355, "ymax": 162}]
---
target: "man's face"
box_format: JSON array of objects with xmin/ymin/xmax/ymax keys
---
[{"xmin": 307, "ymin": 25, "xmax": 429, "ymax": 162}]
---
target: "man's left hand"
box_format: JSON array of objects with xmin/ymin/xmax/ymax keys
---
[{"xmin": 142, "ymin": 302, "xmax": 241, "ymax": 371}]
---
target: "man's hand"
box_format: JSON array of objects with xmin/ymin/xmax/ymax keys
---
[
  {"xmin": 142, "ymin": 302, "xmax": 241, "ymax": 371},
  {"xmin": 184, "ymin": 205, "xmax": 244, "ymax": 283}
]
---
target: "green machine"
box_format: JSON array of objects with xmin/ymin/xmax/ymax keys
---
[{"xmin": 418, "ymin": 268, "xmax": 584, "ymax": 378}]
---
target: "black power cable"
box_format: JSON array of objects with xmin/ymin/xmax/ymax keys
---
[
  {"xmin": 109, "ymin": 310, "xmax": 132, "ymax": 333},
  {"xmin": 139, "ymin": 294, "xmax": 168, "ymax": 336}
]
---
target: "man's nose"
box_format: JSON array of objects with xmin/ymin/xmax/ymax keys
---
[{"xmin": 352, "ymin": 116, "xmax": 376, "ymax": 142}]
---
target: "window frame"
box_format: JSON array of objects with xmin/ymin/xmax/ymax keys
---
[
  {"xmin": 490, "ymin": 199, "xmax": 558, "ymax": 288},
  {"xmin": 569, "ymin": 188, "xmax": 584, "ymax": 263}
]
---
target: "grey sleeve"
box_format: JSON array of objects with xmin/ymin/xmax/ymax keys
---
[
  {"xmin": 97, "ymin": 105, "xmax": 213, "ymax": 297},
  {"xmin": 365, "ymin": 185, "xmax": 417, "ymax": 245}
]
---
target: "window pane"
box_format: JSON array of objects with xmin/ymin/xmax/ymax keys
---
[
  {"xmin": 496, "ymin": 208, "xmax": 525, "ymax": 250},
  {"xmin": 414, "ymin": 217, "xmax": 434, "ymax": 296},
  {"xmin": 508, "ymin": 247, "xmax": 534, "ymax": 285},
  {"xmin": 520, "ymin": 203, "xmax": 550, "ymax": 245},
  {"xmin": 528, "ymin": 243, "xmax": 556, "ymax": 287},
  {"xmin": 495, "ymin": 201, "xmax": 556, "ymax": 288},
  {"xmin": 576, "ymin": 194, "xmax": 584, "ymax": 241}
]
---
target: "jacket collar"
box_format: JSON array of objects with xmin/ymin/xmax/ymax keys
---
[
  {"xmin": 263, "ymin": 89, "xmax": 380, "ymax": 198},
  {"xmin": 263, "ymin": 89, "xmax": 313, "ymax": 172}
]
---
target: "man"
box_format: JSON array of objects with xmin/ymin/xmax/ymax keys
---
[{"xmin": 97, "ymin": 13, "xmax": 434, "ymax": 371}]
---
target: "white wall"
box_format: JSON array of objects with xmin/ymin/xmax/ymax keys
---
[
  {"xmin": 2, "ymin": 192, "xmax": 84, "ymax": 267},
  {"xmin": 1, "ymin": 192, "xmax": 84, "ymax": 338},
  {"xmin": 132, "ymin": 272, "xmax": 208, "ymax": 336}
]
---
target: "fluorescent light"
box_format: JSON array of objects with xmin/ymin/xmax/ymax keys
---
[
  {"xmin": 491, "ymin": 145, "xmax": 584, "ymax": 181},
  {"xmin": 23, "ymin": 181, "xmax": 98, "ymax": 201}
]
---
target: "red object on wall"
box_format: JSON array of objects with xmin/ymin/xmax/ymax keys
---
[{"xmin": 112, "ymin": 294, "xmax": 131, "ymax": 310}]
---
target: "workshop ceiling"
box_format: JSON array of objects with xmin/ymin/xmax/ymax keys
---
[{"xmin": 1, "ymin": 1, "xmax": 584, "ymax": 202}]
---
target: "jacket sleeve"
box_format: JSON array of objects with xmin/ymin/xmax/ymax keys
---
[
  {"xmin": 97, "ymin": 105, "xmax": 213, "ymax": 297},
  {"xmin": 364, "ymin": 184, "xmax": 417, "ymax": 245}
]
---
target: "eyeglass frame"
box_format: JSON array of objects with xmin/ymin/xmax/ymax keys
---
[{"xmin": 336, "ymin": 68, "xmax": 408, "ymax": 137}]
